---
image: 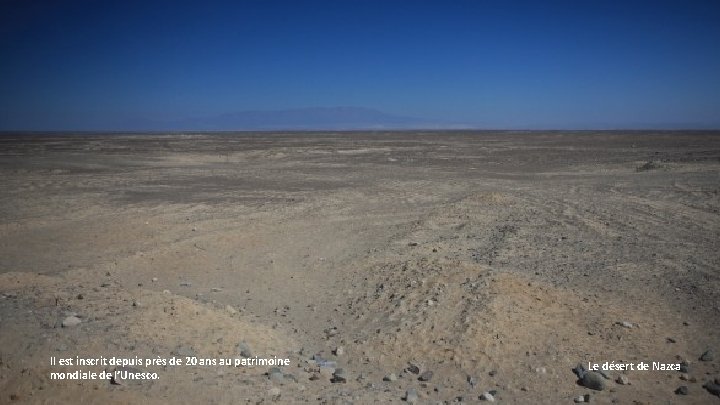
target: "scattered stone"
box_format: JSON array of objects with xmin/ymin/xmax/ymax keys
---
[
  {"xmin": 616, "ymin": 375, "xmax": 630, "ymax": 385},
  {"xmin": 76, "ymin": 294, "xmax": 83, "ymax": 300},
  {"xmin": 383, "ymin": 373, "xmax": 398, "ymax": 382},
  {"xmin": 675, "ymin": 386, "xmax": 688, "ymax": 395},
  {"xmin": 535, "ymin": 367, "xmax": 547, "ymax": 374},
  {"xmin": 418, "ymin": 370, "xmax": 433, "ymax": 381},
  {"xmin": 406, "ymin": 363, "xmax": 420, "ymax": 374},
  {"xmin": 309, "ymin": 373, "xmax": 320, "ymax": 381},
  {"xmin": 162, "ymin": 289, "xmax": 171, "ymax": 294},
  {"xmin": 211, "ymin": 288, "xmax": 222, "ymax": 292},
  {"xmin": 324, "ymin": 327, "xmax": 338, "ymax": 338},
  {"xmin": 700, "ymin": 349, "xmax": 714, "ymax": 362},
  {"xmin": 333, "ymin": 346, "xmax": 344, "ymax": 356},
  {"xmin": 467, "ymin": 375, "xmax": 477, "ymax": 388},
  {"xmin": 408, "ymin": 242, "xmax": 418, "ymax": 247},
  {"xmin": 680, "ymin": 361, "xmax": 689, "ymax": 373},
  {"xmin": 225, "ymin": 305, "xmax": 237, "ymax": 315},
  {"xmin": 573, "ymin": 363, "xmax": 588, "ymax": 380},
  {"xmin": 598, "ymin": 369, "xmax": 612, "ymax": 380},
  {"xmin": 61, "ymin": 316, "xmax": 81, "ymax": 328},
  {"xmin": 179, "ymin": 282, "xmax": 191, "ymax": 287},
  {"xmin": 331, "ymin": 368, "xmax": 348, "ymax": 383},
  {"xmin": 479, "ymin": 391, "xmax": 495, "ymax": 401},
  {"xmin": 100, "ymin": 283, "xmax": 111, "ymax": 288},
  {"xmin": 666, "ymin": 337, "xmax": 676, "ymax": 343},
  {"xmin": 237, "ymin": 341, "xmax": 252, "ymax": 358},
  {"xmin": 574, "ymin": 396, "xmax": 585, "ymax": 403},
  {"xmin": 620, "ymin": 321, "xmax": 633, "ymax": 328},
  {"xmin": 151, "ymin": 277, "xmax": 158, "ymax": 282},
  {"xmin": 404, "ymin": 388, "xmax": 419, "ymax": 403},
  {"xmin": 268, "ymin": 367, "xmax": 284, "ymax": 383},
  {"xmin": 582, "ymin": 372, "xmax": 606, "ymax": 391},
  {"xmin": 704, "ymin": 381, "xmax": 720, "ymax": 396}
]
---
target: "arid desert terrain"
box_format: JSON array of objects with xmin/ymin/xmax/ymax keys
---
[{"xmin": 1, "ymin": 131, "xmax": 719, "ymax": 404}]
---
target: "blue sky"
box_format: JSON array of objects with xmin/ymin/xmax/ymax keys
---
[{"xmin": 1, "ymin": 0, "xmax": 719, "ymax": 129}]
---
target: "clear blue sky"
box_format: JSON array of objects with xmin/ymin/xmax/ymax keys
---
[{"xmin": 1, "ymin": 0, "xmax": 719, "ymax": 130}]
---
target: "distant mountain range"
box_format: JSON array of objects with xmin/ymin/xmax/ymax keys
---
[{"xmin": 130, "ymin": 107, "xmax": 455, "ymax": 131}]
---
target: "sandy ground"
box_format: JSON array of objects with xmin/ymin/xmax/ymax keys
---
[{"xmin": 0, "ymin": 131, "xmax": 719, "ymax": 404}]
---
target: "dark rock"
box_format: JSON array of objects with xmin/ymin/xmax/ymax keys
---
[
  {"xmin": 700, "ymin": 349, "xmax": 714, "ymax": 362},
  {"xmin": 573, "ymin": 363, "xmax": 588, "ymax": 380},
  {"xmin": 675, "ymin": 386, "xmax": 688, "ymax": 395},
  {"xmin": 704, "ymin": 381, "xmax": 720, "ymax": 396},
  {"xmin": 406, "ymin": 363, "xmax": 420, "ymax": 374},
  {"xmin": 331, "ymin": 368, "xmax": 348, "ymax": 383},
  {"xmin": 418, "ymin": 370, "xmax": 433, "ymax": 381},
  {"xmin": 582, "ymin": 372, "xmax": 605, "ymax": 391}
]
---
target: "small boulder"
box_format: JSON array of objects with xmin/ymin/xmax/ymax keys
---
[
  {"xmin": 61, "ymin": 316, "xmax": 81, "ymax": 328},
  {"xmin": 582, "ymin": 372, "xmax": 605, "ymax": 391}
]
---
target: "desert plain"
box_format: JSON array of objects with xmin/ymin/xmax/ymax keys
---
[{"xmin": 0, "ymin": 131, "xmax": 719, "ymax": 404}]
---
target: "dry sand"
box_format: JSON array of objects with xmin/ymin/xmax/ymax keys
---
[{"xmin": 0, "ymin": 131, "xmax": 719, "ymax": 404}]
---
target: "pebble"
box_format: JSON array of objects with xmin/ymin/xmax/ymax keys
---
[
  {"xmin": 237, "ymin": 341, "xmax": 252, "ymax": 358},
  {"xmin": 700, "ymin": 349, "xmax": 714, "ymax": 362},
  {"xmin": 268, "ymin": 367, "xmax": 284, "ymax": 383},
  {"xmin": 616, "ymin": 375, "xmax": 630, "ymax": 385},
  {"xmin": 404, "ymin": 388, "xmax": 419, "ymax": 403},
  {"xmin": 620, "ymin": 321, "xmax": 633, "ymax": 328},
  {"xmin": 418, "ymin": 370, "xmax": 433, "ymax": 381},
  {"xmin": 211, "ymin": 288, "xmax": 222, "ymax": 292},
  {"xmin": 179, "ymin": 282, "xmax": 192, "ymax": 287},
  {"xmin": 573, "ymin": 363, "xmax": 587, "ymax": 380},
  {"xmin": 331, "ymin": 368, "xmax": 348, "ymax": 383},
  {"xmin": 383, "ymin": 373, "xmax": 398, "ymax": 382},
  {"xmin": 333, "ymin": 346, "xmax": 344, "ymax": 356},
  {"xmin": 675, "ymin": 386, "xmax": 688, "ymax": 395},
  {"xmin": 574, "ymin": 396, "xmax": 586, "ymax": 403},
  {"xmin": 479, "ymin": 391, "xmax": 495, "ymax": 401},
  {"xmin": 152, "ymin": 277, "xmax": 158, "ymax": 282},
  {"xmin": 582, "ymin": 372, "xmax": 605, "ymax": 391},
  {"xmin": 61, "ymin": 316, "xmax": 81, "ymax": 328},
  {"xmin": 225, "ymin": 305, "xmax": 237, "ymax": 314},
  {"xmin": 406, "ymin": 363, "xmax": 420, "ymax": 374}
]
